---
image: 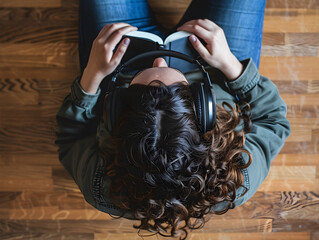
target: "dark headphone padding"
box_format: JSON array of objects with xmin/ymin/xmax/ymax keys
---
[
  {"xmin": 203, "ymin": 86, "xmax": 216, "ymax": 132},
  {"xmin": 189, "ymin": 83, "xmax": 201, "ymax": 123},
  {"xmin": 190, "ymin": 83, "xmax": 206, "ymax": 133},
  {"xmin": 105, "ymin": 87, "xmax": 127, "ymax": 135}
]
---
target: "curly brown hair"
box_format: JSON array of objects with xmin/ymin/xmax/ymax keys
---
[{"xmin": 100, "ymin": 82, "xmax": 252, "ymax": 239}]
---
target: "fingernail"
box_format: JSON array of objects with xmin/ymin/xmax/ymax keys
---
[
  {"xmin": 124, "ymin": 38, "xmax": 130, "ymax": 45},
  {"xmin": 190, "ymin": 35, "xmax": 196, "ymax": 42}
]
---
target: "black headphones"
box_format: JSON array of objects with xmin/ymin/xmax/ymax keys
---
[{"xmin": 103, "ymin": 50, "xmax": 216, "ymax": 136}]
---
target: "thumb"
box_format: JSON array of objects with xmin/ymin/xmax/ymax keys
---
[
  {"xmin": 111, "ymin": 37, "xmax": 130, "ymax": 65},
  {"xmin": 189, "ymin": 35, "xmax": 210, "ymax": 60}
]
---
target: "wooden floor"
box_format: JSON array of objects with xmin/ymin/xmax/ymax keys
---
[{"xmin": 0, "ymin": 0, "xmax": 318, "ymax": 239}]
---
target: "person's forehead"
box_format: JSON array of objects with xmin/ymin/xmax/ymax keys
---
[
  {"xmin": 130, "ymin": 67, "xmax": 189, "ymax": 86},
  {"xmin": 136, "ymin": 67, "xmax": 185, "ymax": 80},
  {"xmin": 141, "ymin": 67, "xmax": 182, "ymax": 74}
]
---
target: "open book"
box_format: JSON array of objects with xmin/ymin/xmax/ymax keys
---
[{"xmin": 120, "ymin": 30, "xmax": 207, "ymax": 73}]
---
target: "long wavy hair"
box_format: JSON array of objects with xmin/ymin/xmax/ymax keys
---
[{"xmin": 100, "ymin": 81, "xmax": 252, "ymax": 239}]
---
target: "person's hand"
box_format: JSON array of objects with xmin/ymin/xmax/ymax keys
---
[
  {"xmin": 177, "ymin": 19, "xmax": 243, "ymax": 81},
  {"xmin": 80, "ymin": 23, "xmax": 137, "ymax": 93}
]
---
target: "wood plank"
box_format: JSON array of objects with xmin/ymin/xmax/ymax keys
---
[
  {"xmin": 287, "ymin": 105, "xmax": 319, "ymax": 119},
  {"xmin": 0, "ymin": 78, "xmax": 72, "ymax": 109},
  {"xmin": 259, "ymin": 57, "xmax": 319, "ymax": 81},
  {"xmin": 266, "ymin": 0, "xmax": 319, "ymax": 9},
  {"xmin": 0, "ymin": 21, "xmax": 78, "ymax": 43},
  {"xmin": 0, "ymin": 0, "xmax": 62, "ymax": 8},
  {"xmin": 94, "ymin": 232, "xmax": 310, "ymax": 240},
  {"xmin": 0, "ymin": 207, "xmax": 110, "ymax": 221},
  {"xmin": 52, "ymin": 167, "xmax": 83, "ymax": 193},
  {"xmin": 265, "ymin": 9, "xmax": 299, "ymax": 17},
  {"xmin": 273, "ymin": 219, "xmax": 319, "ymax": 232},
  {"xmin": 285, "ymin": 116, "xmax": 319, "ymax": 142},
  {"xmin": 0, "ymin": 191, "xmax": 86, "ymax": 209},
  {"xmin": 312, "ymin": 232, "xmax": 319, "ymax": 240},
  {"xmin": 263, "ymin": 33, "xmax": 285, "ymax": 45},
  {"xmin": 285, "ymin": 33, "xmax": 319, "ymax": 46},
  {"xmin": 281, "ymin": 142, "xmax": 319, "ymax": 154},
  {"xmin": 264, "ymin": 9, "xmax": 319, "ymax": 32},
  {"xmin": 0, "ymin": 178, "xmax": 53, "ymax": 191},
  {"xmin": 286, "ymin": 127, "xmax": 312, "ymax": 142},
  {"xmin": 0, "ymin": 55, "xmax": 78, "ymax": 68},
  {"xmin": 0, "ymin": 153, "xmax": 60, "ymax": 166},
  {"xmin": 0, "ymin": 78, "xmax": 39, "ymax": 106},
  {"xmin": 0, "ymin": 166, "xmax": 52, "ymax": 179},
  {"xmin": 258, "ymin": 179, "xmax": 319, "ymax": 192},
  {"xmin": 273, "ymin": 154, "xmax": 319, "ymax": 166},
  {"xmin": 281, "ymin": 93, "xmax": 319, "ymax": 106},
  {"xmin": 0, "ymin": 105, "xmax": 60, "ymax": 125},
  {"xmin": 61, "ymin": 0, "xmax": 79, "ymax": 8},
  {"xmin": 0, "ymin": 67, "xmax": 80, "ymax": 80},
  {"xmin": 0, "ymin": 218, "xmax": 272, "ymax": 233},
  {"xmin": 273, "ymin": 80, "xmax": 319, "ymax": 94},
  {"xmin": 234, "ymin": 191, "xmax": 319, "ymax": 220},
  {"xmin": 0, "ymin": 233, "xmax": 93, "ymax": 240},
  {"xmin": 0, "ymin": 125, "xmax": 58, "ymax": 154},
  {"xmin": 263, "ymin": 30, "xmax": 319, "ymax": 50},
  {"xmin": 201, "ymin": 218, "xmax": 273, "ymax": 232},
  {"xmin": 261, "ymin": 45, "xmax": 318, "ymax": 57},
  {"xmin": 288, "ymin": 117, "xmax": 319, "ymax": 128},
  {"xmin": 0, "ymin": 43, "xmax": 78, "ymax": 56},
  {"xmin": 0, "ymin": 7, "xmax": 77, "ymax": 22},
  {"xmin": 280, "ymin": 203, "xmax": 319, "ymax": 221},
  {"xmin": 267, "ymin": 166, "xmax": 316, "ymax": 179}
]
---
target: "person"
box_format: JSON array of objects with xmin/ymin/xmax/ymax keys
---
[{"xmin": 55, "ymin": 0, "xmax": 291, "ymax": 239}]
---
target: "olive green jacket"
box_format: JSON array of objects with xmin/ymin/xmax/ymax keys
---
[{"xmin": 55, "ymin": 58, "xmax": 291, "ymax": 219}]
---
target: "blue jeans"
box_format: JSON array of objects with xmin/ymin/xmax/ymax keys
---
[{"xmin": 79, "ymin": 0, "xmax": 266, "ymax": 73}]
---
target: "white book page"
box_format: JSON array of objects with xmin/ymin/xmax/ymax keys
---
[
  {"xmin": 164, "ymin": 31, "xmax": 191, "ymax": 45},
  {"xmin": 124, "ymin": 31, "xmax": 163, "ymax": 44}
]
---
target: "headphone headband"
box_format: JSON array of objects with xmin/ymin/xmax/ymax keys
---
[
  {"xmin": 108, "ymin": 50, "xmax": 212, "ymax": 92},
  {"xmin": 105, "ymin": 49, "xmax": 216, "ymax": 135}
]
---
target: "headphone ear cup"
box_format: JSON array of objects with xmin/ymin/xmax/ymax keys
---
[
  {"xmin": 104, "ymin": 87, "xmax": 128, "ymax": 135},
  {"xmin": 190, "ymin": 83, "xmax": 205, "ymax": 131},
  {"xmin": 190, "ymin": 82, "xmax": 216, "ymax": 133}
]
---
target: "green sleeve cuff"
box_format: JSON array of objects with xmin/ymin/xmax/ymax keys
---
[
  {"xmin": 71, "ymin": 77, "xmax": 101, "ymax": 109},
  {"xmin": 227, "ymin": 58, "xmax": 260, "ymax": 99}
]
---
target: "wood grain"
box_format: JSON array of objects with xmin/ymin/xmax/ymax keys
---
[
  {"xmin": 0, "ymin": 21, "xmax": 78, "ymax": 43},
  {"xmin": 96, "ymin": 232, "xmax": 311, "ymax": 240},
  {"xmin": 264, "ymin": 9, "xmax": 319, "ymax": 33},
  {"xmin": 0, "ymin": 0, "xmax": 62, "ymax": 8},
  {"xmin": 273, "ymin": 154, "xmax": 319, "ymax": 166},
  {"xmin": 259, "ymin": 56, "xmax": 319, "ymax": 81},
  {"xmin": 266, "ymin": 0, "xmax": 319, "ymax": 9},
  {"xmin": 0, "ymin": 219, "xmax": 272, "ymax": 233},
  {"xmin": 0, "ymin": 43, "xmax": 78, "ymax": 56},
  {"xmin": 0, "ymin": 153, "xmax": 60, "ymax": 166},
  {"xmin": 0, "ymin": 0, "xmax": 318, "ymax": 239}
]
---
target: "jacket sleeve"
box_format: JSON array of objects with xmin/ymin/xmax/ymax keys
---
[
  {"xmin": 227, "ymin": 59, "xmax": 291, "ymax": 206},
  {"xmin": 55, "ymin": 77, "xmax": 102, "ymax": 206}
]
